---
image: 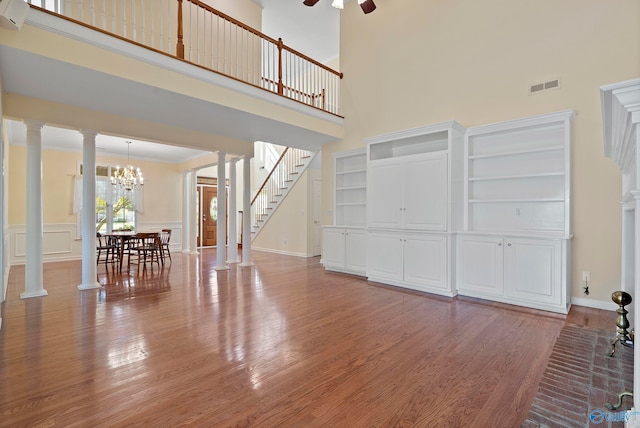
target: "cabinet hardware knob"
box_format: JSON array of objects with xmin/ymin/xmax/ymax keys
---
[
  {"xmin": 498, "ymin": 243, "xmax": 502, "ymax": 246},
  {"xmin": 507, "ymin": 243, "xmax": 512, "ymax": 246}
]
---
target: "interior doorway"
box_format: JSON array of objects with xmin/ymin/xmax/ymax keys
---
[{"xmin": 197, "ymin": 178, "xmax": 227, "ymax": 248}]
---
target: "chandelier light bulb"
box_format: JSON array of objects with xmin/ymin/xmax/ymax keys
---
[{"xmin": 331, "ymin": 0, "xmax": 344, "ymax": 9}]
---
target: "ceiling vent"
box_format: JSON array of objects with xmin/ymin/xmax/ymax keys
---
[{"xmin": 529, "ymin": 79, "xmax": 560, "ymax": 95}]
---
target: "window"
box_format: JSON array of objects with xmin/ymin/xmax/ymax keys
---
[
  {"xmin": 75, "ymin": 164, "xmax": 143, "ymax": 235},
  {"xmin": 27, "ymin": 0, "xmax": 64, "ymax": 13}
]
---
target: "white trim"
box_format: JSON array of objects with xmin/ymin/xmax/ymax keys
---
[
  {"xmin": 570, "ymin": 297, "xmax": 615, "ymax": 312},
  {"xmin": 364, "ymin": 120, "xmax": 465, "ymax": 145},
  {"xmin": 252, "ymin": 246, "xmax": 315, "ymax": 258}
]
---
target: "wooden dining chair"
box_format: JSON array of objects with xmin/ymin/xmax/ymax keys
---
[
  {"xmin": 96, "ymin": 233, "xmax": 119, "ymax": 268},
  {"xmin": 160, "ymin": 229, "xmax": 172, "ymax": 263},
  {"xmin": 134, "ymin": 232, "xmax": 162, "ymax": 269}
]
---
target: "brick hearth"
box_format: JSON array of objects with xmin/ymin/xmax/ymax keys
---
[{"xmin": 522, "ymin": 324, "xmax": 633, "ymax": 428}]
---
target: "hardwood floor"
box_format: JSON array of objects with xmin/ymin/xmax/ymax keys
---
[{"xmin": 0, "ymin": 250, "xmax": 615, "ymax": 427}]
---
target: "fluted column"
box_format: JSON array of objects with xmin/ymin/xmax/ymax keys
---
[
  {"xmin": 21, "ymin": 120, "xmax": 47, "ymax": 299},
  {"xmin": 227, "ymin": 159, "xmax": 239, "ymax": 263},
  {"xmin": 78, "ymin": 130, "xmax": 101, "ymax": 290},
  {"xmin": 214, "ymin": 152, "xmax": 228, "ymax": 270},
  {"xmin": 240, "ymin": 155, "xmax": 253, "ymax": 267}
]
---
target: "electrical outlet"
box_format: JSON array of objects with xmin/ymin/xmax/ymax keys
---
[
  {"xmin": 515, "ymin": 208, "xmax": 521, "ymax": 216},
  {"xmin": 582, "ymin": 271, "xmax": 591, "ymax": 282}
]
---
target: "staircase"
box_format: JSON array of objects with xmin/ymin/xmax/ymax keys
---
[{"xmin": 251, "ymin": 147, "xmax": 316, "ymax": 240}]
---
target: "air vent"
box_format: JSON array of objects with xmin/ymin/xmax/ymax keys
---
[{"xmin": 529, "ymin": 79, "xmax": 561, "ymax": 95}]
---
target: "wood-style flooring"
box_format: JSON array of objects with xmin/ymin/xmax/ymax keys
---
[{"xmin": 0, "ymin": 250, "xmax": 615, "ymax": 427}]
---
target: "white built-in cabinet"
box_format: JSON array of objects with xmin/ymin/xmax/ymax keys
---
[
  {"xmin": 323, "ymin": 227, "xmax": 367, "ymax": 275},
  {"xmin": 323, "ymin": 149, "xmax": 368, "ymax": 275},
  {"xmin": 322, "ymin": 111, "xmax": 574, "ymax": 314},
  {"xmin": 457, "ymin": 110, "xmax": 574, "ymax": 314},
  {"xmin": 368, "ymin": 152, "xmax": 448, "ymax": 231},
  {"xmin": 365, "ymin": 121, "xmax": 466, "ymax": 296},
  {"xmin": 368, "ymin": 231, "xmax": 449, "ymax": 294}
]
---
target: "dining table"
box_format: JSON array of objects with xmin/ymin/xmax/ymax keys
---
[{"xmin": 104, "ymin": 231, "xmax": 160, "ymax": 272}]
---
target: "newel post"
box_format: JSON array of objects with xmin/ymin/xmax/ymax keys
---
[
  {"xmin": 176, "ymin": 0, "xmax": 185, "ymax": 59},
  {"xmin": 277, "ymin": 38, "xmax": 284, "ymax": 95}
]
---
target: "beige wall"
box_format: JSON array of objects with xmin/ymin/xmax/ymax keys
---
[
  {"xmin": 8, "ymin": 145, "xmax": 182, "ymax": 225},
  {"xmin": 253, "ymin": 167, "xmax": 320, "ymax": 257},
  {"xmin": 323, "ymin": 0, "xmax": 640, "ymax": 304}
]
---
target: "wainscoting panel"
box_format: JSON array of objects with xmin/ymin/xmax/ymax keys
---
[{"xmin": 9, "ymin": 222, "xmax": 182, "ymax": 265}]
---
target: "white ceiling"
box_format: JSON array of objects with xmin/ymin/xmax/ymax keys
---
[
  {"xmin": 6, "ymin": 120, "xmax": 209, "ymax": 164},
  {"xmin": 256, "ymin": 0, "xmax": 340, "ymax": 64}
]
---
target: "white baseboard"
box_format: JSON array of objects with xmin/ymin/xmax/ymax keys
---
[
  {"xmin": 570, "ymin": 297, "xmax": 615, "ymax": 311},
  {"xmin": 252, "ymin": 246, "xmax": 314, "ymax": 258}
]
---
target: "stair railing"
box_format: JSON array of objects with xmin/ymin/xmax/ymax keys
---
[
  {"xmin": 27, "ymin": 0, "xmax": 343, "ymax": 116},
  {"xmin": 251, "ymin": 148, "xmax": 311, "ymax": 228}
]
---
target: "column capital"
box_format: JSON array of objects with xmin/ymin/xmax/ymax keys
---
[
  {"xmin": 229, "ymin": 157, "xmax": 239, "ymax": 165},
  {"xmin": 80, "ymin": 129, "xmax": 99, "ymax": 139},
  {"xmin": 23, "ymin": 120, "xmax": 45, "ymax": 131}
]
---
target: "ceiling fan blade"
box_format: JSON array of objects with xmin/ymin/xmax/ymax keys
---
[
  {"xmin": 360, "ymin": 0, "xmax": 376, "ymax": 14},
  {"xmin": 303, "ymin": 0, "xmax": 321, "ymax": 6}
]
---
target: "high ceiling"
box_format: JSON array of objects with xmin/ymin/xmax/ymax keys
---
[{"xmin": 255, "ymin": 0, "xmax": 340, "ymax": 64}]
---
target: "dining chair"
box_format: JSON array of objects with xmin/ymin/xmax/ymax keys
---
[
  {"xmin": 160, "ymin": 229, "xmax": 172, "ymax": 263},
  {"xmin": 134, "ymin": 232, "xmax": 162, "ymax": 269},
  {"xmin": 96, "ymin": 232, "xmax": 119, "ymax": 268}
]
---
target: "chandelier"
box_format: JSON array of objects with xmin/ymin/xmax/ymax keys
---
[
  {"xmin": 303, "ymin": 0, "xmax": 376, "ymax": 14},
  {"xmin": 111, "ymin": 141, "xmax": 143, "ymax": 191}
]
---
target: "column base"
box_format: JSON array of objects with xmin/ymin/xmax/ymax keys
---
[
  {"xmin": 214, "ymin": 265, "xmax": 230, "ymax": 271},
  {"xmin": 77, "ymin": 282, "xmax": 101, "ymax": 291},
  {"xmin": 239, "ymin": 262, "xmax": 254, "ymax": 267},
  {"xmin": 189, "ymin": 251, "xmax": 200, "ymax": 256},
  {"xmin": 227, "ymin": 259, "xmax": 240, "ymax": 264},
  {"xmin": 20, "ymin": 289, "xmax": 49, "ymax": 299}
]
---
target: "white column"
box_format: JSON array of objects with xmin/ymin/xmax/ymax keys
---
[
  {"xmin": 78, "ymin": 130, "xmax": 101, "ymax": 290},
  {"xmin": 227, "ymin": 159, "xmax": 239, "ymax": 263},
  {"xmin": 240, "ymin": 155, "xmax": 253, "ymax": 267},
  {"xmin": 189, "ymin": 169, "xmax": 199, "ymax": 255},
  {"xmin": 214, "ymin": 152, "xmax": 229, "ymax": 270},
  {"xmin": 634, "ymin": 120, "xmax": 640, "ymax": 407},
  {"xmin": 182, "ymin": 170, "xmax": 191, "ymax": 253},
  {"xmin": 21, "ymin": 120, "xmax": 48, "ymax": 299}
]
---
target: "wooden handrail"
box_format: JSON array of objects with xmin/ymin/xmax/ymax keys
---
[
  {"xmin": 184, "ymin": 0, "xmax": 342, "ymax": 79},
  {"xmin": 28, "ymin": 2, "xmax": 344, "ymax": 117},
  {"xmin": 251, "ymin": 148, "xmax": 290, "ymax": 206}
]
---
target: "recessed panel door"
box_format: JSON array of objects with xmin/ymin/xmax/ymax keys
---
[{"xmin": 203, "ymin": 187, "xmax": 218, "ymax": 247}]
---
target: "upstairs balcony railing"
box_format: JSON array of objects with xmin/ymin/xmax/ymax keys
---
[{"xmin": 26, "ymin": 0, "xmax": 343, "ymax": 116}]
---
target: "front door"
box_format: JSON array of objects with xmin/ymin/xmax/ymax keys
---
[{"xmin": 203, "ymin": 187, "xmax": 218, "ymax": 247}]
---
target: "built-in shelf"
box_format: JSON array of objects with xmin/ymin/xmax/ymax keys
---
[
  {"xmin": 334, "ymin": 149, "xmax": 367, "ymax": 228},
  {"xmin": 468, "ymin": 145, "xmax": 564, "ymax": 160},
  {"xmin": 468, "ymin": 172, "xmax": 564, "ymax": 182},
  {"xmin": 469, "ymin": 198, "xmax": 564, "ymax": 203}
]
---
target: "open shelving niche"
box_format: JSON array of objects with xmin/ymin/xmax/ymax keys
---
[{"xmin": 464, "ymin": 111, "xmax": 574, "ymax": 236}]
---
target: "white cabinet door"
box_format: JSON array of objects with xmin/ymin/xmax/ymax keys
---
[
  {"xmin": 458, "ymin": 235, "xmax": 504, "ymax": 296},
  {"xmin": 404, "ymin": 235, "xmax": 448, "ymax": 290},
  {"xmin": 504, "ymin": 238, "xmax": 561, "ymax": 306},
  {"xmin": 404, "ymin": 153, "xmax": 448, "ymax": 231},
  {"xmin": 368, "ymin": 161, "xmax": 403, "ymax": 229},
  {"xmin": 367, "ymin": 232, "xmax": 404, "ymax": 281},
  {"xmin": 323, "ymin": 228, "xmax": 345, "ymax": 269},
  {"xmin": 345, "ymin": 229, "xmax": 368, "ymax": 273}
]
